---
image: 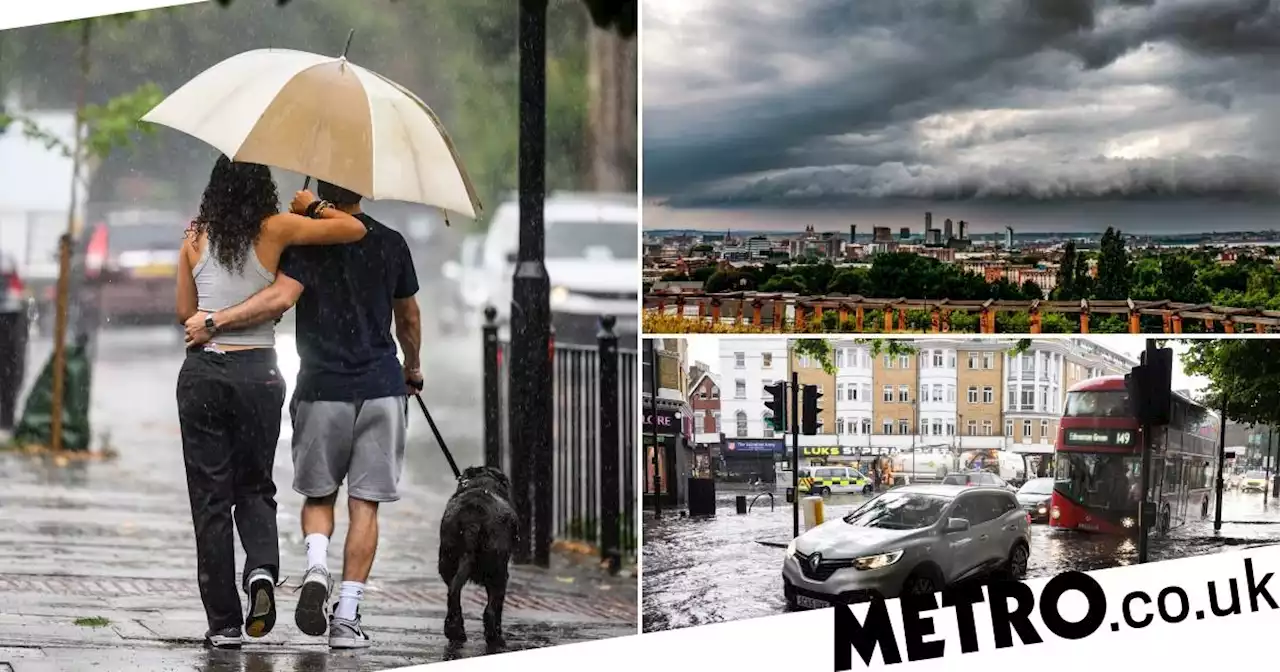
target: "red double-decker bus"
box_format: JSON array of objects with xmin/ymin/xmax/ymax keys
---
[{"xmin": 1049, "ymin": 375, "xmax": 1219, "ymax": 535}]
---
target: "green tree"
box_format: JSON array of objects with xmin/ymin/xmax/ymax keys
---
[
  {"xmin": 1095, "ymin": 227, "xmax": 1132, "ymax": 300},
  {"xmin": 1055, "ymin": 241, "xmax": 1077, "ymax": 300}
]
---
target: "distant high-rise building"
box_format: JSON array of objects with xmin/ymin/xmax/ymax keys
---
[
  {"xmin": 926, "ymin": 229, "xmax": 942, "ymax": 246},
  {"xmin": 944, "ymin": 218, "xmax": 954, "ymax": 241},
  {"xmin": 958, "ymin": 221, "xmax": 967, "ymax": 240},
  {"xmin": 850, "ymin": 224, "xmax": 856, "ymax": 243},
  {"xmin": 873, "ymin": 226, "xmax": 893, "ymax": 243},
  {"xmin": 1005, "ymin": 227, "xmax": 1015, "ymax": 249},
  {"xmin": 899, "ymin": 227, "xmax": 910, "ymax": 240},
  {"xmin": 925, "ymin": 212, "xmax": 933, "ymax": 233}
]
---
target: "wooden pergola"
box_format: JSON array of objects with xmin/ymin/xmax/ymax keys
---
[{"xmin": 643, "ymin": 291, "xmax": 1280, "ymax": 334}]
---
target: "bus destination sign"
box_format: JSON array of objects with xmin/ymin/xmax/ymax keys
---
[{"xmin": 1065, "ymin": 429, "xmax": 1136, "ymax": 446}]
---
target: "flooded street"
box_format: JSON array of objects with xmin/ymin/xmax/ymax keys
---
[{"xmin": 642, "ymin": 488, "xmax": 1280, "ymax": 632}]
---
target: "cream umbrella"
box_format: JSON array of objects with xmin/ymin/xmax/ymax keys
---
[{"xmin": 141, "ymin": 46, "xmax": 482, "ymax": 219}]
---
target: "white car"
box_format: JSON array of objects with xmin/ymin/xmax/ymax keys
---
[{"xmin": 479, "ymin": 192, "xmax": 638, "ymax": 346}]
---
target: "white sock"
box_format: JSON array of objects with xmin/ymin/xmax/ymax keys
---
[
  {"xmin": 305, "ymin": 534, "xmax": 329, "ymax": 573},
  {"xmin": 335, "ymin": 581, "xmax": 365, "ymax": 620}
]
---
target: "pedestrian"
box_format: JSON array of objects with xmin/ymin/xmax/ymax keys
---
[
  {"xmin": 1202, "ymin": 493, "xmax": 1210, "ymax": 518},
  {"xmin": 185, "ymin": 180, "xmax": 421, "ymax": 650},
  {"xmin": 175, "ymin": 157, "xmax": 367, "ymax": 649}
]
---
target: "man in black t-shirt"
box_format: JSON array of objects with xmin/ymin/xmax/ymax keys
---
[{"xmin": 188, "ymin": 181, "xmax": 422, "ymax": 650}]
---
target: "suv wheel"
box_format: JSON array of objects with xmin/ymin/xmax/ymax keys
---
[
  {"xmin": 1004, "ymin": 542, "xmax": 1029, "ymax": 579},
  {"xmin": 902, "ymin": 570, "xmax": 939, "ymax": 596}
]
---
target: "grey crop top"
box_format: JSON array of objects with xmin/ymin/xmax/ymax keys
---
[{"xmin": 192, "ymin": 240, "xmax": 276, "ymax": 347}]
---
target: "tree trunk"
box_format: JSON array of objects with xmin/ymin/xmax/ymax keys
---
[{"xmin": 587, "ymin": 26, "xmax": 636, "ymax": 192}]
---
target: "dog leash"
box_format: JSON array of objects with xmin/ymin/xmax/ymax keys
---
[{"xmin": 408, "ymin": 380, "xmax": 462, "ymax": 480}]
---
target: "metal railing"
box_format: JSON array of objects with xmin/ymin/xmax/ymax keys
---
[
  {"xmin": 482, "ymin": 309, "xmax": 637, "ymax": 572},
  {"xmin": 644, "ymin": 292, "xmax": 1280, "ymax": 333}
]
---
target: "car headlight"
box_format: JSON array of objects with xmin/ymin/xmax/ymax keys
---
[
  {"xmin": 1037, "ymin": 506, "xmax": 1047, "ymax": 514},
  {"xmin": 852, "ymin": 550, "xmax": 904, "ymax": 571},
  {"xmin": 786, "ymin": 540, "xmax": 797, "ymax": 557},
  {"xmin": 550, "ymin": 285, "xmax": 571, "ymax": 306}
]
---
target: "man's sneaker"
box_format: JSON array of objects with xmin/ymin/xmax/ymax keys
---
[
  {"xmin": 329, "ymin": 607, "xmax": 372, "ymax": 649},
  {"xmin": 244, "ymin": 568, "xmax": 277, "ymax": 638},
  {"xmin": 204, "ymin": 626, "xmax": 242, "ymax": 649},
  {"xmin": 294, "ymin": 565, "xmax": 332, "ymax": 637}
]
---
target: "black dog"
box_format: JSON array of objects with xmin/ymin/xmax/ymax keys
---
[{"xmin": 439, "ymin": 465, "xmax": 518, "ymax": 647}]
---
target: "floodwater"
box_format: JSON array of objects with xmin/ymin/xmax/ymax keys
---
[{"xmin": 642, "ymin": 489, "xmax": 1280, "ymax": 632}]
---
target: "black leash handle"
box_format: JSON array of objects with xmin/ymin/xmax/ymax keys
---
[{"xmin": 411, "ymin": 386, "xmax": 461, "ymax": 480}]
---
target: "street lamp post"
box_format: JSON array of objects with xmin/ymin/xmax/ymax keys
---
[{"xmin": 511, "ymin": 0, "xmax": 552, "ymax": 567}]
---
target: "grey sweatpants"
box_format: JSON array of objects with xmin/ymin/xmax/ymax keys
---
[{"xmin": 290, "ymin": 396, "xmax": 408, "ymax": 503}]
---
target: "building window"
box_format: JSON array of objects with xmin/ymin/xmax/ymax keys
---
[
  {"xmin": 920, "ymin": 418, "xmax": 928, "ymax": 436},
  {"xmin": 799, "ymin": 354, "xmax": 811, "ymax": 368},
  {"xmin": 983, "ymin": 386, "xmax": 994, "ymax": 404},
  {"xmin": 933, "ymin": 351, "xmax": 944, "ymax": 367},
  {"xmin": 883, "ymin": 419, "xmax": 894, "ymax": 435},
  {"xmin": 695, "ymin": 410, "xmax": 705, "ymax": 428},
  {"xmin": 983, "ymin": 420, "xmax": 993, "ymax": 436},
  {"xmin": 899, "ymin": 419, "xmax": 910, "ymax": 435},
  {"xmin": 735, "ymin": 352, "xmax": 745, "ymax": 369},
  {"xmin": 762, "ymin": 353, "xmax": 773, "ymax": 368},
  {"xmin": 836, "ymin": 417, "xmax": 845, "ymax": 435},
  {"xmin": 1007, "ymin": 387, "xmax": 1016, "ymax": 409},
  {"xmin": 862, "ymin": 383, "xmax": 871, "ymax": 400},
  {"xmin": 945, "ymin": 420, "xmax": 954, "ymax": 436},
  {"xmin": 883, "ymin": 385, "xmax": 893, "ymax": 402},
  {"xmin": 968, "ymin": 386, "xmax": 979, "ymax": 404},
  {"xmin": 862, "ymin": 419, "xmax": 872, "ymax": 434},
  {"xmin": 947, "ymin": 385, "xmax": 956, "ymax": 403},
  {"xmin": 931, "ymin": 385, "xmax": 942, "ymax": 402},
  {"xmin": 968, "ymin": 353, "xmax": 978, "ymax": 369},
  {"xmin": 898, "ymin": 385, "xmax": 910, "ymax": 402},
  {"xmin": 983, "ymin": 353, "xmax": 994, "ymax": 369},
  {"xmin": 899, "ymin": 355, "xmax": 911, "ymax": 369},
  {"xmin": 1041, "ymin": 419, "xmax": 1050, "ymax": 438},
  {"xmin": 884, "ymin": 355, "xmax": 893, "ymax": 368},
  {"xmin": 967, "ymin": 420, "xmax": 977, "ymax": 435},
  {"xmin": 736, "ymin": 411, "xmax": 748, "ymax": 437},
  {"xmin": 837, "ymin": 383, "xmax": 845, "ymax": 400},
  {"xmin": 1023, "ymin": 421, "xmax": 1032, "ymax": 438},
  {"xmin": 1005, "ymin": 420, "xmax": 1014, "ymax": 436},
  {"xmin": 763, "ymin": 412, "xmax": 775, "ymax": 438},
  {"xmin": 920, "ymin": 384, "xmax": 928, "ymax": 403},
  {"xmin": 711, "ymin": 386, "xmax": 719, "ymax": 399},
  {"xmin": 948, "ymin": 352, "xmax": 956, "ymax": 368},
  {"xmin": 847, "ymin": 385, "xmax": 856, "ymax": 401},
  {"xmin": 712, "ymin": 412, "xmax": 721, "ymax": 433},
  {"xmin": 932, "ymin": 420, "xmax": 943, "ymax": 436},
  {"xmin": 1020, "ymin": 388, "xmax": 1035, "ymax": 411},
  {"xmin": 736, "ymin": 379, "xmax": 746, "ymax": 399}
]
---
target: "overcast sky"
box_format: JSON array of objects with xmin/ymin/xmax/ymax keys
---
[
  {"xmin": 682, "ymin": 337, "xmax": 1206, "ymax": 394},
  {"xmin": 643, "ymin": 0, "xmax": 1280, "ymax": 230}
]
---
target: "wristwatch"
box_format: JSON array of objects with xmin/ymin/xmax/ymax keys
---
[{"xmin": 204, "ymin": 313, "xmax": 219, "ymax": 335}]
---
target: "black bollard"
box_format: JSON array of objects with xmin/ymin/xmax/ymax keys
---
[
  {"xmin": 481, "ymin": 306, "xmax": 501, "ymax": 469},
  {"xmin": 736, "ymin": 495, "xmax": 747, "ymax": 515}
]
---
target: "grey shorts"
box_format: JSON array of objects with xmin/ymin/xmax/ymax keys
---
[{"xmin": 291, "ymin": 396, "xmax": 408, "ymax": 503}]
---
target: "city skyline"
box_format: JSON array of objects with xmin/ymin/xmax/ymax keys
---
[{"xmin": 644, "ymin": 0, "xmax": 1280, "ymax": 230}]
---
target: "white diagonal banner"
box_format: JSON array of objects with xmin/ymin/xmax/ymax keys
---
[{"xmin": 0, "ymin": 0, "xmax": 208, "ymax": 31}]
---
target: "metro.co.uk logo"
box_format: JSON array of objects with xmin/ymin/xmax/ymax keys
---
[{"xmin": 834, "ymin": 557, "xmax": 1277, "ymax": 670}]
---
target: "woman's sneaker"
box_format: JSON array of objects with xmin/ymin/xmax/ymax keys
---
[
  {"xmin": 204, "ymin": 626, "xmax": 242, "ymax": 649},
  {"xmin": 329, "ymin": 607, "xmax": 372, "ymax": 649},
  {"xmin": 244, "ymin": 568, "xmax": 277, "ymax": 638},
  {"xmin": 294, "ymin": 565, "xmax": 333, "ymax": 637}
]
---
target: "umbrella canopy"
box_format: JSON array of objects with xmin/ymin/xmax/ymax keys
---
[{"xmin": 142, "ymin": 48, "xmax": 481, "ymax": 219}]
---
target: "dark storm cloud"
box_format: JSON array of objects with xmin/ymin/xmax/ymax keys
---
[{"xmin": 643, "ymin": 0, "xmax": 1280, "ymax": 206}]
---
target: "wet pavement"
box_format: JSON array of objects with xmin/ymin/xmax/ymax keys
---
[
  {"xmin": 642, "ymin": 487, "xmax": 1280, "ymax": 632},
  {"xmin": 1, "ymin": 327, "xmax": 636, "ymax": 671}
]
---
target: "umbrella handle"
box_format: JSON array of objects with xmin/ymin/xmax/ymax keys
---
[{"xmin": 302, "ymin": 176, "xmax": 311, "ymax": 190}]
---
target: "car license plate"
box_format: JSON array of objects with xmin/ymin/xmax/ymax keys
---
[
  {"xmin": 795, "ymin": 594, "xmax": 830, "ymax": 609},
  {"xmin": 1078, "ymin": 523, "xmax": 1098, "ymax": 531}
]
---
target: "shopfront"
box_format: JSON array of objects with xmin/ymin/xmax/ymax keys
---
[
  {"xmin": 644, "ymin": 407, "xmax": 689, "ymax": 507},
  {"xmin": 801, "ymin": 446, "xmax": 897, "ymax": 479},
  {"xmin": 719, "ymin": 439, "xmax": 784, "ymax": 483}
]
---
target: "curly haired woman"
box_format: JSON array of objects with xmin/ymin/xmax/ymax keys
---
[{"xmin": 174, "ymin": 155, "xmax": 366, "ymax": 649}]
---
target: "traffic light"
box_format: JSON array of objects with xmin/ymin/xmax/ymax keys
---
[
  {"xmin": 1127, "ymin": 346, "xmax": 1173, "ymax": 426},
  {"xmin": 802, "ymin": 384, "xmax": 823, "ymax": 436},
  {"xmin": 763, "ymin": 381, "xmax": 787, "ymax": 432}
]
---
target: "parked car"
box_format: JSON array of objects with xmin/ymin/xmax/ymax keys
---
[
  {"xmin": 798, "ymin": 465, "xmax": 873, "ymax": 497},
  {"xmin": 439, "ymin": 233, "xmax": 487, "ymax": 335},
  {"xmin": 77, "ymin": 212, "xmax": 184, "ymax": 330},
  {"xmin": 941, "ymin": 470, "xmax": 1017, "ymax": 492},
  {"xmin": 783, "ymin": 484, "xmax": 1031, "ymax": 608},
  {"xmin": 479, "ymin": 192, "xmax": 638, "ymax": 347},
  {"xmin": 1016, "ymin": 477, "xmax": 1055, "ymax": 523},
  {"xmin": 0, "ymin": 251, "xmax": 32, "ymax": 429},
  {"xmin": 1241, "ymin": 470, "xmax": 1269, "ymax": 493}
]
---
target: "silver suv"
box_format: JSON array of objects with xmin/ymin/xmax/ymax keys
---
[{"xmin": 782, "ymin": 484, "xmax": 1031, "ymax": 608}]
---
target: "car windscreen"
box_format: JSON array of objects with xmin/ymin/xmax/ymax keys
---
[
  {"xmin": 842, "ymin": 492, "xmax": 951, "ymax": 530},
  {"xmin": 1247, "ymin": 471, "xmax": 1267, "ymax": 480},
  {"xmin": 546, "ymin": 220, "xmax": 637, "ymax": 260},
  {"xmin": 1019, "ymin": 478, "xmax": 1054, "ymax": 496},
  {"xmin": 108, "ymin": 224, "xmax": 184, "ymax": 252},
  {"xmin": 942, "ymin": 474, "xmax": 973, "ymax": 485}
]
